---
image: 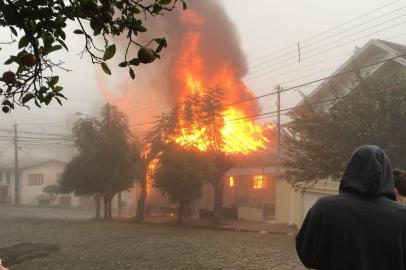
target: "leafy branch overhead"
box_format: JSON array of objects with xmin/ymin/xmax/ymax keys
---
[{"xmin": 0, "ymin": 0, "xmax": 187, "ymax": 113}]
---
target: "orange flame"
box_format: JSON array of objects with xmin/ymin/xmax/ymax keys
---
[{"xmin": 172, "ymin": 11, "xmax": 270, "ymax": 155}]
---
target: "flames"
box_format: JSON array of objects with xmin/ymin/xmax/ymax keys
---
[{"xmin": 171, "ymin": 10, "xmax": 271, "ymax": 155}]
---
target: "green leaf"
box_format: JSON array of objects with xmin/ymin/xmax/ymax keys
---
[
  {"xmin": 101, "ymin": 62, "xmax": 111, "ymax": 75},
  {"xmin": 57, "ymin": 39, "xmax": 69, "ymax": 51},
  {"xmin": 152, "ymin": 4, "xmax": 163, "ymax": 13},
  {"xmin": 49, "ymin": 76, "xmax": 59, "ymax": 86},
  {"xmin": 18, "ymin": 36, "xmax": 29, "ymax": 49},
  {"xmin": 55, "ymin": 92, "xmax": 67, "ymax": 99},
  {"xmin": 55, "ymin": 97, "xmax": 62, "ymax": 106},
  {"xmin": 49, "ymin": 45, "xmax": 63, "ymax": 53},
  {"xmin": 44, "ymin": 93, "xmax": 53, "ymax": 105},
  {"xmin": 34, "ymin": 99, "xmax": 41, "ymax": 108},
  {"xmin": 129, "ymin": 68, "xmax": 135, "ymax": 79},
  {"xmin": 2, "ymin": 100, "xmax": 13, "ymax": 108},
  {"xmin": 103, "ymin": 44, "xmax": 116, "ymax": 61},
  {"xmin": 73, "ymin": 29, "xmax": 84, "ymax": 34},
  {"xmin": 16, "ymin": 64, "xmax": 26, "ymax": 74},
  {"xmin": 130, "ymin": 7, "xmax": 140, "ymax": 14},
  {"xmin": 155, "ymin": 38, "xmax": 167, "ymax": 48},
  {"xmin": 118, "ymin": 61, "xmax": 128, "ymax": 67},
  {"xmin": 21, "ymin": 93, "xmax": 34, "ymax": 104},
  {"xmin": 9, "ymin": 26, "xmax": 17, "ymax": 36},
  {"xmin": 136, "ymin": 25, "xmax": 147, "ymax": 33},
  {"xmin": 54, "ymin": 86, "xmax": 63, "ymax": 92},
  {"xmin": 155, "ymin": 38, "xmax": 168, "ymax": 54},
  {"xmin": 159, "ymin": 0, "xmax": 172, "ymax": 5},
  {"xmin": 4, "ymin": 58, "xmax": 13, "ymax": 65},
  {"xmin": 129, "ymin": 58, "xmax": 140, "ymax": 66}
]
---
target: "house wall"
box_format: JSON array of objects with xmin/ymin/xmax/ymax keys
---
[
  {"xmin": 0, "ymin": 169, "xmax": 15, "ymax": 204},
  {"xmin": 20, "ymin": 161, "xmax": 80, "ymax": 207},
  {"xmin": 275, "ymin": 180, "xmax": 339, "ymax": 227},
  {"xmin": 223, "ymin": 175, "xmax": 275, "ymax": 208}
]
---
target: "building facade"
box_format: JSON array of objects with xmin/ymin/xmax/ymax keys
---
[
  {"xmin": 19, "ymin": 159, "xmax": 80, "ymax": 207},
  {"xmin": 277, "ymin": 39, "xmax": 406, "ymax": 227}
]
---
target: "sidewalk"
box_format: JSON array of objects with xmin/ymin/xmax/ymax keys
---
[{"xmin": 142, "ymin": 216, "xmax": 298, "ymax": 234}]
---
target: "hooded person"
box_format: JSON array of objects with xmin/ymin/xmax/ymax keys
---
[{"xmin": 296, "ymin": 145, "xmax": 406, "ymax": 270}]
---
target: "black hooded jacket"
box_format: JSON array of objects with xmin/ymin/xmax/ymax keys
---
[{"xmin": 296, "ymin": 145, "xmax": 406, "ymax": 270}]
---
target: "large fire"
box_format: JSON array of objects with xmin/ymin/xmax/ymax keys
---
[{"xmin": 171, "ymin": 10, "xmax": 271, "ymax": 155}]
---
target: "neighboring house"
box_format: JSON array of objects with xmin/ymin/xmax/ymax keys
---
[
  {"xmin": 276, "ymin": 39, "xmax": 406, "ymax": 227},
  {"xmin": 0, "ymin": 168, "xmax": 15, "ymax": 204},
  {"xmin": 20, "ymin": 159, "xmax": 80, "ymax": 207}
]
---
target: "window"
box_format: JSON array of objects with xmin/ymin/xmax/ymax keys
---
[
  {"xmin": 28, "ymin": 174, "xmax": 44, "ymax": 186},
  {"xmin": 229, "ymin": 176, "xmax": 235, "ymax": 187},
  {"xmin": 253, "ymin": 175, "xmax": 265, "ymax": 190}
]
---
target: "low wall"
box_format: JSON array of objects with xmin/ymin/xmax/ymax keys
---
[{"xmin": 238, "ymin": 206, "xmax": 263, "ymax": 222}]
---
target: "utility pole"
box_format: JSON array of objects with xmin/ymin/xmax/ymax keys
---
[
  {"xmin": 14, "ymin": 124, "xmax": 19, "ymax": 205},
  {"xmin": 276, "ymin": 86, "xmax": 282, "ymax": 180}
]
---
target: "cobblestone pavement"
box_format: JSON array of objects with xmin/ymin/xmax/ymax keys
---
[{"xmin": 0, "ymin": 216, "xmax": 305, "ymax": 270}]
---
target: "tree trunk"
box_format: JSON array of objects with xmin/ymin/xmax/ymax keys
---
[
  {"xmin": 94, "ymin": 194, "xmax": 101, "ymax": 219},
  {"xmin": 109, "ymin": 198, "xmax": 113, "ymax": 219},
  {"xmin": 178, "ymin": 203, "xmax": 184, "ymax": 224},
  {"xmin": 135, "ymin": 179, "xmax": 147, "ymax": 222},
  {"xmin": 117, "ymin": 192, "xmax": 122, "ymax": 218},
  {"xmin": 212, "ymin": 180, "xmax": 224, "ymax": 225},
  {"xmin": 103, "ymin": 195, "xmax": 108, "ymax": 220}
]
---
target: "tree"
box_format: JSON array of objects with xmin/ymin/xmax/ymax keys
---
[
  {"xmin": 153, "ymin": 143, "xmax": 205, "ymax": 224},
  {"xmin": 97, "ymin": 103, "xmax": 137, "ymax": 219},
  {"xmin": 60, "ymin": 103, "xmax": 137, "ymax": 219},
  {"xmin": 179, "ymin": 88, "xmax": 234, "ymax": 225},
  {"xmin": 283, "ymin": 74, "xmax": 406, "ymax": 186},
  {"xmin": 60, "ymin": 118, "xmax": 105, "ymax": 218},
  {"xmin": 134, "ymin": 109, "xmax": 177, "ymax": 222},
  {"xmin": 43, "ymin": 184, "xmax": 61, "ymax": 206},
  {"xmin": 0, "ymin": 0, "xmax": 186, "ymax": 113}
]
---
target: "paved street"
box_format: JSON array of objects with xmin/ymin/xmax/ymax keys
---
[{"xmin": 0, "ymin": 207, "xmax": 305, "ymax": 270}]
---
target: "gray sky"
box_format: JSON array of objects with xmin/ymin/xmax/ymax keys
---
[{"xmin": 1, "ymin": 0, "xmax": 406, "ymax": 161}]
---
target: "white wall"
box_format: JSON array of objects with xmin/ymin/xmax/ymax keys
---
[
  {"xmin": 275, "ymin": 180, "xmax": 339, "ymax": 227},
  {"xmin": 20, "ymin": 161, "xmax": 79, "ymax": 207}
]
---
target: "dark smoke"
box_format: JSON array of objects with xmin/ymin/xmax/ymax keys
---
[{"xmin": 106, "ymin": 0, "xmax": 258, "ymax": 126}]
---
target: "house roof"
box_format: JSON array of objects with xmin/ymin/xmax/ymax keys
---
[
  {"xmin": 292, "ymin": 39, "xmax": 406, "ymax": 112},
  {"xmin": 226, "ymin": 166, "xmax": 276, "ymax": 176},
  {"xmin": 20, "ymin": 159, "xmax": 66, "ymax": 170},
  {"xmin": 379, "ymin": 40, "xmax": 406, "ymax": 60}
]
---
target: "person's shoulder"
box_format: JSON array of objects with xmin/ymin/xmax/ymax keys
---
[
  {"xmin": 310, "ymin": 195, "xmax": 343, "ymax": 211},
  {"xmin": 387, "ymin": 200, "xmax": 406, "ymax": 213}
]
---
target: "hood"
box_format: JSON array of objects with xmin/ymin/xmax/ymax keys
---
[{"xmin": 339, "ymin": 145, "xmax": 395, "ymax": 200}]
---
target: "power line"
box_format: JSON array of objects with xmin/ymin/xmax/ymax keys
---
[
  {"xmin": 251, "ymin": 30, "xmax": 406, "ymax": 93},
  {"xmin": 231, "ymin": 53, "xmax": 406, "ymax": 107},
  {"xmin": 248, "ymin": 0, "xmax": 402, "ymax": 66},
  {"xmin": 246, "ymin": 18, "xmax": 406, "ymax": 81}
]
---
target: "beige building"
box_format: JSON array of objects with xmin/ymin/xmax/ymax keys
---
[
  {"xmin": 277, "ymin": 39, "xmax": 406, "ymax": 227},
  {"xmin": 20, "ymin": 159, "xmax": 80, "ymax": 207}
]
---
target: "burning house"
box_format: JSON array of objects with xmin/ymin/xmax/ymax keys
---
[{"xmin": 105, "ymin": 1, "xmax": 277, "ymax": 221}]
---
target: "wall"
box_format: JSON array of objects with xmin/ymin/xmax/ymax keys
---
[{"xmin": 275, "ymin": 180, "xmax": 339, "ymax": 227}]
